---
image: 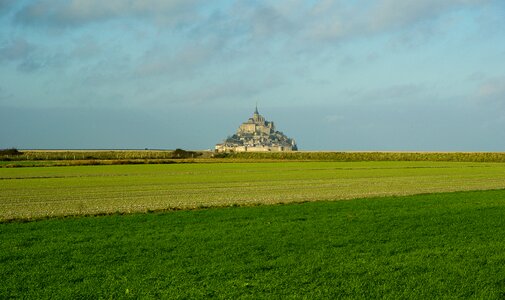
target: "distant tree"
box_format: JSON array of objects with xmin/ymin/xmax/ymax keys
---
[
  {"xmin": 171, "ymin": 149, "xmax": 202, "ymax": 159},
  {"xmin": 0, "ymin": 148, "xmax": 22, "ymax": 156}
]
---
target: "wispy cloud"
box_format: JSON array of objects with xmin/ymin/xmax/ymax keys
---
[
  {"xmin": 342, "ymin": 83, "xmax": 432, "ymax": 105},
  {"xmin": 301, "ymin": 0, "xmax": 495, "ymax": 44},
  {"xmin": 371, "ymin": 84, "xmax": 429, "ymax": 101},
  {"xmin": 0, "ymin": 37, "xmax": 35, "ymax": 61},
  {"xmin": 0, "ymin": 85, "xmax": 14, "ymax": 103},
  {"xmin": 70, "ymin": 37, "xmax": 102, "ymax": 61},
  {"xmin": 183, "ymin": 76, "xmax": 284, "ymax": 105},
  {"xmin": 15, "ymin": 0, "xmax": 201, "ymax": 27},
  {"xmin": 0, "ymin": 0, "xmax": 14, "ymax": 14},
  {"xmin": 368, "ymin": 0, "xmax": 486, "ymax": 31},
  {"xmin": 134, "ymin": 38, "xmax": 224, "ymax": 79},
  {"xmin": 16, "ymin": 58, "xmax": 43, "ymax": 72},
  {"xmin": 0, "ymin": 37, "xmax": 46, "ymax": 72},
  {"xmin": 477, "ymin": 77, "xmax": 505, "ymax": 104},
  {"xmin": 12, "ymin": 0, "xmax": 495, "ymax": 44},
  {"xmin": 0, "ymin": 37, "xmax": 72, "ymax": 72}
]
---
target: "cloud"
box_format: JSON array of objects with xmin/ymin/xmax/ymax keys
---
[
  {"xmin": 343, "ymin": 84, "xmax": 430, "ymax": 105},
  {"xmin": 467, "ymin": 72, "xmax": 487, "ymax": 82},
  {"xmin": 17, "ymin": 58, "xmax": 43, "ymax": 72},
  {"xmin": 15, "ymin": 0, "xmax": 201, "ymax": 27},
  {"xmin": 11, "ymin": 0, "xmax": 500, "ymax": 63},
  {"xmin": 477, "ymin": 78, "xmax": 505, "ymax": 104},
  {"xmin": 368, "ymin": 0, "xmax": 484, "ymax": 32},
  {"xmin": 313, "ymin": 0, "xmax": 492, "ymax": 43},
  {"xmin": 235, "ymin": 2, "xmax": 298, "ymax": 40},
  {"xmin": 70, "ymin": 38, "xmax": 102, "ymax": 60},
  {"xmin": 184, "ymin": 76, "xmax": 284, "ymax": 105},
  {"xmin": 324, "ymin": 114, "xmax": 345, "ymax": 124},
  {"xmin": 301, "ymin": 1, "xmax": 361, "ymax": 42},
  {"xmin": 0, "ymin": 86, "xmax": 14, "ymax": 103},
  {"xmin": 373, "ymin": 84, "xmax": 427, "ymax": 100},
  {"xmin": 0, "ymin": 38, "xmax": 47, "ymax": 72},
  {"xmin": 134, "ymin": 38, "xmax": 223, "ymax": 79},
  {"xmin": 12, "ymin": 0, "xmax": 498, "ymax": 41},
  {"xmin": 0, "ymin": 38, "xmax": 35, "ymax": 61},
  {"xmin": 0, "ymin": 0, "xmax": 15, "ymax": 14},
  {"xmin": 141, "ymin": 74, "xmax": 284, "ymax": 107}
]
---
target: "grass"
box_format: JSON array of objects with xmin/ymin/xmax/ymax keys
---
[
  {"xmin": 2, "ymin": 189, "xmax": 505, "ymax": 298},
  {"xmin": 0, "ymin": 159, "xmax": 180, "ymax": 168},
  {"xmin": 217, "ymin": 151, "xmax": 505, "ymax": 162},
  {"xmin": 2, "ymin": 161, "xmax": 505, "ymax": 221}
]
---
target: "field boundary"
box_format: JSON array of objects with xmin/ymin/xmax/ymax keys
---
[
  {"xmin": 3, "ymin": 188, "xmax": 505, "ymax": 224},
  {"xmin": 3, "ymin": 150, "xmax": 505, "ymax": 167}
]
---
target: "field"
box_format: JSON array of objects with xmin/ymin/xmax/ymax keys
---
[
  {"xmin": 2, "ymin": 154, "xmax": 505, "ymax": 298},
  {"xmin": 2, "ymin": 190, "xmax": 505, "ymax": 298},
  {"xmin": 2, "ymin": 161, "xmax": 505, "ymax": 221},
  {"xmin": 3, "ymin": 150, "xmax": 505, "ymax": 167}
]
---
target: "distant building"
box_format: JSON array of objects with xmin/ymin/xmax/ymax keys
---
[{"xmin": 215, "ymin": 106, "xmax": 298, "ymax": 152}]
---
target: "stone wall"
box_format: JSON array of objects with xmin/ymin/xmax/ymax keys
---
[{"xmin": 215, "ymin": 144, "xmax": 294, "ymax": 153}]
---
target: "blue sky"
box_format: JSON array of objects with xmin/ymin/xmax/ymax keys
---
[{"xmin": 1, "ymin": 0, "xmax": 505, "ymax": 150}]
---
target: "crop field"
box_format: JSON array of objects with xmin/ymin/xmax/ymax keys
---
[
  {"xmin": 2, "ymin": 161, "xmax": 505, "ymax": 221},
  {"xmin": 3, "ymin": 151, "xmax": 505, "ymax": 168},
  {"xmin": 2, "ymin": 189, "xmax": 505, "ymax": 298}
]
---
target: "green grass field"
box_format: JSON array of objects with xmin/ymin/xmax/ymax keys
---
[
  {"xmin": 2, "ymin": 189, "xmax": 505, "ymax": 298},
  {"xmin": 2, "ymin": 161, "xmax": 505, "ymax": 221},
  {"xmin": 3, "ymin": 159, "xmax": 505, "ymax": 298}
]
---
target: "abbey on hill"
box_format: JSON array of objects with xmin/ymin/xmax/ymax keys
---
[{"xmin": 215, "ymin": 106, "xmax": 298, "ymax": 152}]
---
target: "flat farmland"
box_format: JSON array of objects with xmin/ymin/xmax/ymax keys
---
[{"xmin": 2, "ymin": 161, "xmax": 505, "ymax": 221}]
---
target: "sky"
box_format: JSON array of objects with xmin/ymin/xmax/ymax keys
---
[{"xmin": 1, "ymin": 0, "xmax": 505, "ymax": 151}]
